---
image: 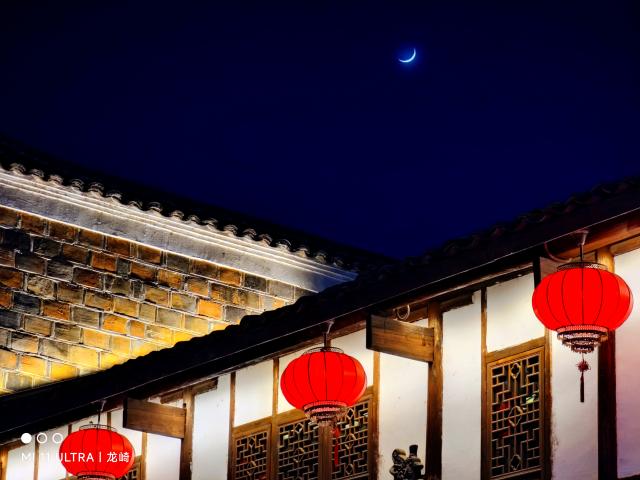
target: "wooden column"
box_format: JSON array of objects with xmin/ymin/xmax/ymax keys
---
[
  {"xmin": 318, "ymin": 424, "xmax": 333, "ymax": 480},
  {"xmin": 596, "ymin": 247, "xmax": 618, "ymax": 479},
  {"xmin": 179, "ymin": 390, "xmax": 195, "ymax": 480},
  {"xmin": 425, "ymin": 301, "xmax": 443, "ymax": 480}
]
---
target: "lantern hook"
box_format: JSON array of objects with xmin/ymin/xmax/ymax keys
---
[
  {"xmin": 576, "ymin": 229, "xmax": 588, "ymax": 262},
  {"xmin": 396, "ymin": 305, "xmax": 411, "ymax": 321},
  {"xmin": 96, "ymin": 399, "xmax": 107, "ymax": 425},
  {"xmin": 543, "ymin": 229, "xmax": 589, "ymax": 263},
  {"xmin": 323, "ymin": 320, "xmax": 334, "ymax": 349}
]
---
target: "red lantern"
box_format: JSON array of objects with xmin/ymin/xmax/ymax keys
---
[
  {"xmin": 532, "ymin": 261, "xmax": 633, "ymax": 353},
  {"xmin": 532, "ymin": 259, "xmax": 633, "ymax": 402},
  {"xmin": 59, "ymin": 424, "xmax": 135, "ymax": 480},
  {"xmin": 280, "ymin": 346, "xmax": 366, "ymax": 426}
]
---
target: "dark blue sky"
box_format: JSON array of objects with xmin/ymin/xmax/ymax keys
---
[{"xmin": 1, "ymin": 1, "xmax": 638, "ymax": 257}]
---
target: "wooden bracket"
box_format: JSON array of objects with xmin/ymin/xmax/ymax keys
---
[
  {"xmin": 123, "ymin": 397, "xmax": 186, "ymax": 438},
  {"xmin": 366, "ymin": 314, "xmax": 434, "ymax": 363}
]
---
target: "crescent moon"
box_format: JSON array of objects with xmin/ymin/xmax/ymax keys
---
[{"xmin": 398, "ymin": 48, "xmax": 416, "ymax": 63}]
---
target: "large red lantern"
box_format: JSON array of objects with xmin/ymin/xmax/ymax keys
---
[
  {"xmin": 532, "ymin": 258, "xmax": 633, "ymax": 401},
  {"xmin": 532, "ymin": 261, "xmax": 633, "ymax": 353},
  {"xmin": 59, "ymin": 424, "xmax": 135, "ymax": 479}
]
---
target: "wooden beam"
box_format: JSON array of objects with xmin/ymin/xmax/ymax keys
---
[
  {"xmin": 533, "ymin": 256, "xmax": 563, "ymax": 286},
  {"xmin": 554, "ymin": 212, "xmax": 640, "ymax": 259},
  {"xmin": 179, "ymin": 390, "xmax": 195, "ymax": 480},
  {"xmin": 366, "ymin": 314, "xmax": 434, "ymax": 362},
  {"xmin": 596, "ymin": 248, "xmax": 618, "ymax": 480},
  {"xmin": 425, "ymin": 301, "xmax": 443, "ymax": 480},
  {"xmin": 123, "ymin": 398, "xmax": 186, "ymax": 438}
]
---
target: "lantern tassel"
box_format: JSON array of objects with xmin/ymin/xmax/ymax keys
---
[
  {"xmin": 577, "ymin": 355, "xmax": 590, "ymax": 404},
  {"xmin": 333, "ymin": 425, "xmax": 341, "ymax": 467}
]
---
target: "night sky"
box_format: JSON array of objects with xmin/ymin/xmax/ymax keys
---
[{"xmin": 1, "ymin": 2, "xmax": 638, "ymax": 258}]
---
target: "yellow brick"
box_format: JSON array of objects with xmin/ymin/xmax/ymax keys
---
[
  {"xmin": 129, "ymin": 320, "xmax": 146, "ymax": 338},
  {"xmin": 0, "ymin": 267, "xmax": 23, "ymax": 288},
  {"xmin": 157, "ymin": 269, "xmax": 183, "ymax": 289},
  {"xmin": 20, "ymin": 356, "xmax": 46, "ymax": 376},
  {"xmin": 219, "ymin": 267, "xmax": 242, "ymax": 286},
  {"xmin": 68, "ymin": 345, "xmax": 99, "ymax": 368},
  {"xmin": 24, "ymin": 316, "xmax": 53, "ymax": 336},
  {"xmin": 0, "ymin": 288, "xmax": 11, "ymax": 308},
  {"xmin": 0, "ymin": 350, "xmax": 18, "ymax": 369},
  {"xmin": 145, "ymin": 325, "xmax": 172, "ymax": 345},
  {"xmin": 50, "ymin": 362, "xmax": 78, "ymax": 380},
  {"xmin": 83, "ymin": 329, "xmax": 111, "ymax": 350},
  {"xmin": 85, "ymin": 291, "xmax": 113, "ymax": 310},
  {"xmin": 132, "ymin": 341, "xmax": 156, "ymax": 357},
  {"xmin": 114, "ymin": 297, "xmax": 140, "ymax": 317},
  {"xmin": 102, "ymin": 314, "xmax": 129, "ymax": 334},
  {"xmin": 90, "ymin": 252, "xmax": 117, "ymax": 272},
  {"xmin": 173, "ymin": 331, "xmax": 194, "ymax": 343},
  {"xmin": 42, "ymin": 300, "xmax": 70, "ymax": 321},
  {"xmin": 197, "ymin": 300, "xmax": 222, "ymax": 319},
  {"xmin": 111, "ymin": 336, "xmax": 131, "ymax": 355},
  {"xmin": 144, "ymin": 286, "xmax": 169, "ymax": 306},
  {"xmin": 210, "ymin": 321, "xmax": 228, "ymax": 332},
  {"xmin": 100, "ymin": 352, "xmax": 126, "ymax": 369},
  {"xmin": 185, "ymin": 277, "xmax": 209, "ymax": 296}
]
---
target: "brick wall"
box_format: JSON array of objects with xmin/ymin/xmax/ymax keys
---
[{"xmin": 0, "ymin": 206, "xmax": 310, "ymax": 393}]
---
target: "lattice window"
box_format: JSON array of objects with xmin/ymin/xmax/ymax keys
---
[
  {"xmin": 233, "ymin": 427, "xmax": 270, "ymax": 480},
  {"xmin": 232, "ymin": 393, "xmax": 373, "ymax": 480},
  {"xmin": 487, "ymin": 347, "xmax": 544, "ymax": 479}
]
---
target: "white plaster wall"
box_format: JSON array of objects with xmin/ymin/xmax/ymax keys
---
[
  {"xmin": 6, "ymin": 442, "xmax": 35, "ymax": 479},
  {"xmin": 36, "ymin": 426, "xmax": 68, "ymax": 480},
  {"xmin": 145, "ymin": 432, "xmax": 181, "ymax": 480},
  {"xmin": 277, "ymin": 330, "xmax": 373, "ymax": 413},
  {"xmin": 486, "ymin": 273, "xmax": 544, "ymax": 352},
  {"xmin": 234, "ymin": 360, "xmax": 273, "ymax": 426},
  {"xmin": 192, "ymin": 374, "xmax": 231, "ymax": 480},
  {"xmin": 614, "ymin": 249, "xmax": 640, "ymax": 477},
  {"xmin": 442, "ymin": 292, "xmax": 482, "ymax": 480},
  {"xmin": 378, "ymin": 319, "xmax": 429, "ymax": 478},
  {"xmin": 110, "ymin": 408, "xmax": 143, "ymax": 455},
  {"xmin": 551, "ymin": 336, "xmax": 598, "ymax": 479}
]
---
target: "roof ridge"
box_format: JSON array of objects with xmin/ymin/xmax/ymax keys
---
[{"xmin": 0, "ymin": 133, "xmax": 393, "ymax": 272}]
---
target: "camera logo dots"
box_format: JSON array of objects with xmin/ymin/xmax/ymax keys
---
[{"xmin": 20, "ymin": 432, "xmax": 64, "ymax": 444}]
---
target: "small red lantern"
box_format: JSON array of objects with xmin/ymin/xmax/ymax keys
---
[
  {"xmin": 280, "ymin": 345, "xmax": 367, "ymax": 426},
  {"xmin": 59, "ymin": 424, "xmax": 135, "ymax": 480}
]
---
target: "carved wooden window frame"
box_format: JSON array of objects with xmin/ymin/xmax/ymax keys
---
[
  {"xmin": 230, "ymin": 386, "xmax": 376, "ymax": 480},
  {"xmin": 482, "ymin": 337, "xmax": 551, "ymax": 480}
]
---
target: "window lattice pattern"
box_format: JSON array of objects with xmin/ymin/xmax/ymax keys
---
[
  {"xmin": 489, "ymin": 350, "xmax": 542, "ymax": 479},
  {"xmin": 276, "ymin": 399, "xmax": 370, "ymax": 480},
  {"xmin": 331, "ymin": 401, "xmax": 369, "ymax": 480},
  {"xmin": 234, "ymin": 428, "xmax": 270, "ymax": 480},
  {"xmin": 277, "ymin": 419, "xmax": 320, "ymax": 480}
]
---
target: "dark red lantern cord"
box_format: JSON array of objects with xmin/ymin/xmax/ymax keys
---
[{"xmin": 333, "ymin": 425, "xmax": 341, "ymax": 467}]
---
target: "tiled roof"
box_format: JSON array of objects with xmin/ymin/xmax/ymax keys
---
[
  {"xmin": 1, "ymin": 172, "xmax": 639, "ymax": 441},
  {"xmin": 0, "ymin": 134, "xmax": 390, "ymax": 272}
]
